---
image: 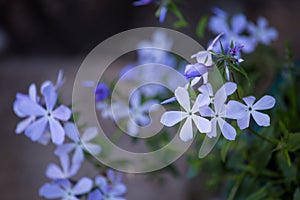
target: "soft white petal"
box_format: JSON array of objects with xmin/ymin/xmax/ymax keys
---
[
  {"xmin": 28, "ymin": 83, "xmax": 37, "ymax": 101},
  {"xmin": 49, "ymin": 118, "xmax": 65, "ymax": 145},
  {"xmin": 72, "ymin": 147, "xmax": 84, "ymax": 164},
  {"xmin": 24, "ymin": 117, "xmax": 48, "ymax": 141},
  {"xmin": 43, "ymin": 85, "xmax": 57, "ymax": 111},
  {"xmin": 160, "ymin": 111, "xmax": 187, "ymax": 127},
  {"xmin": 252, "ymin": 111, "xmax": 270, "ymax": 127},
  {"xmin": 16, "ymin": 98, "xmax": 46, "ymax": 116},
  {"xmin": 253, "ymin": 95, "xmax": 275, "ymax": 110},
  {"xmin": 226, "ymin": 100, "xmax": 247, "ymax": 119},
  {"xmin": 15, "ymin": 116, "xmax": 35, "ymax": 134},
  {"xmin": 206, "ymin": 118, "xmax": 217, "ymax": 138},
  {"xmin": 242, "ymin": 96, "xmax": 256, "ymax": 107},
  {"xmin": 179, "ymin": 117, "xmax": 193, "ymax": 142},
  {"xmin": 175, "ymin": 87, "xmax": 190, "ymax": 112},
  {"xmin": 237, "ymin": 112, "xmax": 251, "ymax": 130},
  {"xmin": 64, "ymin": 123, "xmax": 80, "ymax": 142},
  {"xmin": 218, "ymin": 118, "xmax": 236, "ymax": 140},
  {"xmin": 207, "ymin": 33, "xmax": 223, "ymax": 50},
  {"xmin": 199, "ymin": 105, "xmax": 214, "ymax": 117},
  {"xmin": 52, "ymin": 105, "xmax": 72, "ymax": 121},
  {"xmin": 192, "ymin": 115, "xmax": 211, "ymax": 133}
]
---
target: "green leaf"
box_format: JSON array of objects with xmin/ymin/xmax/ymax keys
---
[
  {"xmin": 229, "ymin": 62, "xmax": 250, "ymax": 82},
  {"xmin": 245, "ymin": 186, "xmax": 268, "ymax": 200},
  {"xmin": 286, "ymin": 132, "xmax": 300, "ymax": 152},
  {"xmin": 196, "ymin": 16, "xmax": 208, "ymax": 38},
  {"xmin": 219, "ymin": 40, "xmax": 225, "ymax": 54},
  {"xmin": 221, "ymin": 139, "xmax": 232, "ymax": 162},
  {"xmin": 167, "ymin": 3, "xmax": 188, "ymax": 28}
]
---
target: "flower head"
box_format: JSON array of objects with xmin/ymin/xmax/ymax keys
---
[
  {"xmin": 95, "ymin": 83, "xmax": 110, "ymax": 102},
  {"xmin": 160, "ymin": 87, "xmax": 211, "ymax": 142}
]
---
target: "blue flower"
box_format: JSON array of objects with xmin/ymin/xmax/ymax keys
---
[
  {"xmin": 46, "ymin": 154, "xmax": 80, "ymax": 180},
  {"xmin": 87, "ymin": 170, "xmax": 127, "ymax": 200},
  {"xmin": 55, "ymin": 122, "xmax": 101, "ymax": 164},
  {"xmin": 95, "ymin": 83, "xmax": 110, "ymax": 102},
  {"xmin": 14, "ymin": 84, "xmax": 71, "ymax": 145},
  {"xmin": 39, "ymin": 177, "xmax": 93, "ymax": 200},
  {"xmin": 208, "ymin": 8, "xmax": 256, "ymax": 53},
  {"xmin": 132, "ymin": 0, "xmax": 153, "ymax": 6},
  {"xmin": 247, "ymin": 16, "xmax": 278, "ymax": 45}
]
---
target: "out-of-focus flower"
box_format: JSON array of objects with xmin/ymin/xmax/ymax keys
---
[
  {"xmin": 95, "ymin": 83, "xmax": 110, "ymax": 102},
  {"xmin": 14, "ymin": 85, "xmax": 71, "ymax": 145},
  {"xmin": 208, "ymin": 8, "xmax": 256, "ymax": 53},
  {"xmin": 55, "ymin": 122, "xmax": 101, "ymax": 164},
  {"xmin": 39, "ymin": 177, "xmax": 93, "ymax": 200},
  {"xmin": 127, "ymin": 90, "xmax": 158, "ymax": 136},
  {"xmin": 87, "ymin": 170, "xmax": 127, "ymax": 200},
  {"xmin": 160, "ymin": 87, "xmax": 211, "ymax": 142},
  {"xmin": 133, "ymin": 0, "xmax": 153, "ymax": 6},
  {"xmin": 227, "ymin": 95, "xmax": 276, "ymax": 130},
  {"xmin": 199, "ymin": 82, "xmax": 242, "ymax": 140},
  {"xmin": 41, "ymin": 70, "xmax": 65, "ymax": 92},
  {"xmin": 46, "ymin": 154, "xmax": 80, "ymax": 180},
  {"xmin": 247, "ymin": 16, "xmax": 278, "ymax": 45}
]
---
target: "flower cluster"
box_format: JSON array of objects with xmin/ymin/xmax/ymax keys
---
[
  {"xmin": 208, "ymin": 7, "xmax": 278, "ymax": 53},
  {"xmin": 160, "ymin": 34, "xmax": 276, "ymax": 143},
  {"xmin": 13, "ymin": 71, "xmax": 127, "ymax": 200}
]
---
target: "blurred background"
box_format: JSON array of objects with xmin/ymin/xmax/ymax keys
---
[{"xmin": 0, "ymin": 0, "xmax": 299, "ymax": 199}]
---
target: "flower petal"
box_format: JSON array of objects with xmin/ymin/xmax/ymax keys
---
[
  {"xmin": 253, "ymin": 95, "xmax": 275, "ymax": 110},
  {"xmin": 199, "ymin": 105, "xmax": 214, "ymax": 117},
  {"xmin": 49, "ymin": 118, "xmax": 65, "ymax": 145},
  {"xmin": 237, "ymin": 112, "xmax": 251, "ymax": 130},
  {"xmin": 39, "ymin": 183, "xmax": 64, "ymax": 198},
  {"xmin": 252, "ymin": 111, "xmax": 270, "ymax": 127},
  {"xmin": 52, "ymin": 105, "xmax": 72, "ymax": 121},
  {"xmin": 206, "ymin": 118, "xmax": 217, "ymax": 138},
  {"xmin": 218, "ymin": 118, "xmax": 236, "ymax": 140},
  {"xmin": 84, "ymin": 143, "xmax": 102, "ymax": 155},
  {"xmin": 72, "ymin": 177, "xmax": 93, "ymax": 195},
  {"xmin": 55, "ymin": 143, "xmax": 76, "ymax": 156},
  {"xmin": 43, "ymin": 85, "xmax": 57, "ymax": 111},
  {"xmin": 25, "ymin": 117, "xmax": 48, "ymax": 141},
  {"xmin": 72, "ymin": 147, "xmax": 84, "ymax": 164},
  {"xmin": 160, "ymin": 111, "xmax": 186, "ymax": 127},
  {"xmin": 64, "ymin": 122, "xmax": 80, "ymax": 142},
  {"xmin": 15, "ymin": 116, "xmax": 35, "ymax": 134},
  {"xmin": 192, "ymin": 115, "xmax": 211, "ymax": 133},
  {"xmin": 242, "ymin": 96, "xmax": 256, "ymax": 107},
  {"xmin": 46, "ymin": 163, "xmax": 64, "ymax": 179},
  {"xmin": 226, "ymin": 100, "xmax": 247, "ymax": 119},
  {"xmin": 16, "ymin": 98, "xmax": 45, "ymax": 116},
  {"xmin": 175, "ymin": 87, "xmax": 190, "ymax": 112},
  {"xmin": 87, "ymin": 190, "xmax": 103, "ymax": 200},
  {"xmin": 231, "ymin": 14, "xmax": 247, "ymax": 34},
  {"xmin": 82, "ymin": 127, "xmax": 98, "ymax": 142},
  {"xmin": 179, "ymin": 117, "xmax": 193, "ymax": 142}
]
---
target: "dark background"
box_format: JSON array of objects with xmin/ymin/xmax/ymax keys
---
[{"xmin": 0, "ymin": 0, "xmax": 299, "ymax": 199}]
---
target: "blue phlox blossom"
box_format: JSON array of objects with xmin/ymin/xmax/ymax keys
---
[
  {"xmin": 55, "ymin": 122, "xmax": 101, "ymax": 164},
  {"xmin": 133, "ymin": 0, "xmax": 153, "ymax": 6},
  {"xmin": 14, "ymin": 84, "xmax": 71, "ymax": 145},
  {"xmin": 247, "ymin": 16, "xmax": 278, "ymax": 45},
  {"xmin": 160, "ymin": 86, "xmax": 212, "ymax": 142},
  {"xmin": 88, "ymin": 170, "xmax": 127, "ymax": 200},
  {"xmin": 39, "ymin": 177, "xmax": 93, "ymax": 200},
  {"xmin": 46, "ymin": 154, "xmax": 81, "ymax": 180},
  {"xmin": 199, "ymin": 82, "xmax": 244, "ymax": 140},
  {"xmin": 227, "ymin": 95, "xmax": 276, "ymax": 130},
  {"xmin": 127, "ymin": 90, "xmax": 159, "ymax": 136},
  {"xmin": 208, "ymin": 8, "xmax": 256, "ymax": 53},
  {"xmin": 158, "ymin": 6, "xmax": 168, "ymax": 23}
]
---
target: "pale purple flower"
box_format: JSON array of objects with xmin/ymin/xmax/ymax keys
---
[
  {"xmin": 14, "ymin": 85, "xmax": 71, "ymax": 145},
  {"xmin": 55, "ymin": 122, "xmax": 101, "ymax": 164},
  {"xmin": 88, "ymin": 170, "xmax": 127, "ymax": 200},
  {"xmin": 199, "ymin": 82, "xmax": 242, "ymax": 140},
  {"xmin": 208, "ymin": 8, "xmax": 256, "ymax": 53},
  {"xmin": 127, "ymin": 90, "xmax": 159, "ymax": 136},
  {"xmin": 39, "ymin": 177, "xmax": 92, "ymax": 200},
  {"xmin": 160, "ymin": 87, "xmax": 211, "ymax": 142},
  {"xmin": 46, "ymin": 154, "xmax": 80, "ymax": 180},
  {"xmin": 41, "ymin": 69, "xmax": 65, "ymax": 92},
  {"xmin": 227, "ymin": 95, "xmax": 276, "ymax": 130},
  {"xmin": 247, "ymin": 16, "xmax": 278, "ymax": 45}
]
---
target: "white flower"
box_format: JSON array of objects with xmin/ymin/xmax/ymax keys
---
[
  {"xmin": 160, "ymin": 87, "xmax": 211, "ymax": 142},
  {"xmin": 227, "ymin": 95, "xmax": 276, "ymax": 130},
  {"xmin": 199, "ymin": 82, "xmax": 241, "ymax": 140}
]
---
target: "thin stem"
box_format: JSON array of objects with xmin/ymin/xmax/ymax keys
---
[
  {"xmin": 247, "ymin": 128, "xmax": 276, "ymax": 144},
  {"xmin": 230, "ymin": 72, "xmax": 241, "ymax": 100}
]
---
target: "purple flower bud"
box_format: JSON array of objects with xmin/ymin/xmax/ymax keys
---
[
  {"xmin": 95, "ymin": 83, "xmax": 110, "ymax": 102},
  {"xmin": 184, "ymin": 63, "xmax": 208, "ymax": 79}
]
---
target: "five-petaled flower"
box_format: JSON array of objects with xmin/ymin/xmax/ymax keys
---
[{"xmin": 160, "ymin": 87, "xmax": 211, "ymax": 142}]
